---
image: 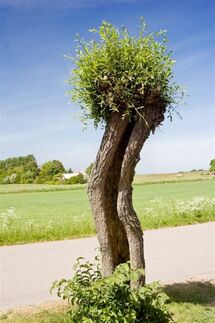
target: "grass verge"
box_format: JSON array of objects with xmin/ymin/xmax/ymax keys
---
[{"xmin": 1, "ymin": 281, "xmax": 214, "ymax": 322}]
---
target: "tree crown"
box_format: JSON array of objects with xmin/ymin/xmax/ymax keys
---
[
  {"xmin": 39, "ymin": 160, "xmax": 65, "ymax": 178},
  {"xmin": 209, "ymin": 159, "xmax": 215, "ymax": 172},
  {"xmin": 67, "ymin": 19, "xmax": 185, "ymax": 127}
]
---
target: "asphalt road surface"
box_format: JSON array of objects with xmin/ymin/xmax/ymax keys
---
[{"xmin": 0, "ymin": 222, "xmax": 214, "ymax": 310}]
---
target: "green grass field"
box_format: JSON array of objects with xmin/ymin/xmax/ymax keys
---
[
  {"xmin": 0, "ymin": 171, "xmax": 212, "ymax": 194},
  {"xmin": 0, "ymin": 180, "xmax": 214, "ymax": 245},
  {"xmin": 134, "ymin": 170, "xmax": 211, "ymax": 184},
  {"xmin": 1, "ymin": 282, "xmax": 214, "ymax": 322},
  {"xmin": 0, "ymin": 183, "xmax": 86, "ymax": 194}
]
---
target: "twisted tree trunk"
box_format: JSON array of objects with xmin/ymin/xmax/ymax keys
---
[
  {"xmin": 88, "ymin": 112, "xmax": 131, "ymax": 276},
  {"xmin": 88, "ymin": 102, "xmax": 166, "ymax": 281},
  {"xmin": 117, "ymin": 110, "xmax": 155, "ymax": 285}
]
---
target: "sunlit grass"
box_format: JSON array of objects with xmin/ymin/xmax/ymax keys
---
[
  {"xmin": 0, "ymin": 180, "xmax": 214, "ymax": 245},
  {"xmin": 0, "ymin": 171, "xmax": 213, "ymax": 194},
  {"xmin": 0, "ymin": 183, "xmax": 86, "ymax": 194},
  {"xmin": 1, "ymin": 281, "xmax": 214, "ymax": 322}
]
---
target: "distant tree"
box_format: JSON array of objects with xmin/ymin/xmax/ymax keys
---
[
  {"xmin": 67, "ymin": 168, "xmax": 73, "ymax": 173},
  {"xmin": 209, "ymin": 159, "xmax": 215, "ymax": 172},
  {"xmin": 52, "ymin": 173, "xmax": 63, "ymax": 183},
  {"xmin": 37, "ymin": 160, "xmax": 65, "ymax": 183},
  {"xmin": 2, "ymin": 176, "xmax": 10, "ymax": 184},
  {"xmin": 85, "ymin": 162, "xmax": 94, "ymax": 176},
  {"xmin": 0, "ymin": 154, "xmax": 39, "ymax": 184},
  {"xmin": 0, "ymin": 161, "xmax": 7, "ymax": 183},
  {"xmin": 21, "ymin": 170, "xmax": 35, "ymax": 184},
  {"xmin": 23, "ymin": 155, "xmax": 39, "ymax": 178},
  {"xmin": 67, "ymin": 20, "xmax": 184, "ymax": 284},
  {"xmin": 0, "ymin": 160, "xmax": 6, "ymax": 172}
]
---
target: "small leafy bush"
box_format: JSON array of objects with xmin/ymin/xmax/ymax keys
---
[
  {"xmin": 65, "ymin": 174, "xmax": 87, "ymax": 184},
  {"xmin": 51, "ymin": 257, "xmax": 172, "ymax": 322}
]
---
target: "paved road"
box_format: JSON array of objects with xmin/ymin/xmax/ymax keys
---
[{"xmin": 0, "ymin": 222, "xmax": 214, "ymax": 310}]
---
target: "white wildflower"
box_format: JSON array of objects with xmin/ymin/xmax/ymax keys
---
[
  {"xmin": 0, "ymin": 207, "xmax": 19, "ymax": 230},
  {"xmin": 150, "ymin": 197, "xmax": 163, "ymax": 205},
  {"xmin": 176, "ymin": 196, "xmax": 215, "ymax": 214}
]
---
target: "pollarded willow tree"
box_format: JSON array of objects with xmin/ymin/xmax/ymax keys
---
[{"xmin": 67, "ymin": 20, "xmax": 184, "ymax": 284}]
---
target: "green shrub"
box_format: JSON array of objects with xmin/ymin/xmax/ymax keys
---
[
  {"xmin": 65, "ymin": 174, "xmax": 87, "ymax": 184},
  {"xmin": 51, "ymin": 257, "xmax": 171, "ymax": 322}
]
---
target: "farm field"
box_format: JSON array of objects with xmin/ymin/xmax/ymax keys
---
[
  {"xmin": 0, "ymin": 183, "xmax": 86, "ymax": 194},
  {"xmin": 0, "ymin": 180, "xmax": 214, "ymax": 245},
  {"xmin": 0, "ymin": 171, "xmax": 212, "ymax": 194},
  {"xmin": 134, "ymin": 170, "xmax": 211, "ymax": 184}
]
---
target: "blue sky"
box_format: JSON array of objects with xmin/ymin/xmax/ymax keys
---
[{"xmin": 1, "ymin": 0, "xmax": 214, "ymax": 173}]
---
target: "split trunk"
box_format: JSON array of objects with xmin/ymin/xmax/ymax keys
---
[{"xmin": 88, "ymin": 103, "xmax": 165, "ymax": 284}]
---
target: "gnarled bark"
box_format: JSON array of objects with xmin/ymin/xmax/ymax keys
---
[
  {"xmin": 88, "ymin": 112, "xmax": 130, "ymax": 276},
  {"xmin": 104, "ymin": 122, "xmax": 135, "ymax": 268},
  {"xmin": 117, "ymin": 113, "xmax": 153, "ymax": 285},
  {"xmin": 88, "ymin": 101, "xmax": 167, "ymax": 281}
]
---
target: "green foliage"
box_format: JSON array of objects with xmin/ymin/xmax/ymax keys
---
[
  {"xmin": 209, "ymin": 159, "xmax": 215, "ymax": 172},
  {"xmin": 51, "ymin": 257, "xmax": 171, "ymax": 322},
  {"xmin": 0, "ymin": 155, "xmax": 39, "ymax": 184},
  {"xmin": 36, "ymin": 160, "xmax": 65, "ymax": 183},
  {"xmin": 20, "ymin": 170, "xmax": 35, "ymax": 184},
  {"xmin": 0, "ymin": 154, "xmax": 87, "ymax": 185},
  {"xmin": 2, "ymin": 283, "xmax": 215, "ymax": 323},
  {"xmin": 85, "ymin": 162, "xmax": 94, "ymax": 176},
  {"xmin": 67, "ymin": 19, "xmax": 184, "ymax": 127},
  {"xmin": 65, "ymin": 173, "xmax": 87, "ymax": 184}
]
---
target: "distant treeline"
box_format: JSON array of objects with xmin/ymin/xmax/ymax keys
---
[{"xmin": 0, "ymin": 155, "xmax": 88, "ymax": 184}]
